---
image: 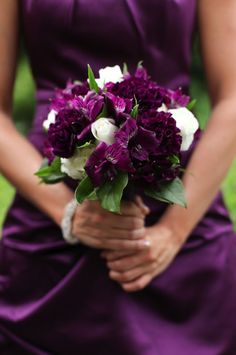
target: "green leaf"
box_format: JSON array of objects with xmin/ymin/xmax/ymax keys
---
[
  {"xmin": 87, "ymin": 64, "xmax": 99, "ymax": 93},
  {"xmin": 145, "ymin": 177, "xmax": 187, "ymax": 208},
  {"xmin": 76, "ymin": 141, "xmax": 93, "ymax": 149},
  {"xmin": 75, "ymin": 175, "xmax": 94, "ymax": 204},
  {"xmin": 187, "ymin": 99, "xmax": 197, "ymax": 111},
  {"xmin": 131, "ymin": 104, "xmax": 139, "ymax": 118},
  {"xmin": 87, "ymin": 189, "xmax": 98, "ymax": 201},
  {"xmin": 35, "ymin": 157, "xmax": 66, "ymax": 184},
  {"xmin": 123, "ymin": 62, "xmax": 128, "ymax": 75},
  {"xmin": 97, "ymin": 173, "xmax": 128, "ymax": 213},
  {"xmin": 131, "ymin": 97, "xmax": 139, "ymax": 118},
  {"xmin": 137, "ymin": 60, "xmax": 143, "ymax": 68},
  {"xmin": 168, "ymin": 155, "xmax": 180, "ymax": 165}
]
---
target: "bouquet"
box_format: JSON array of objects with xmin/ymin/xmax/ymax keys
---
[{"xmin": 36, "ymin": 64, "xmax": 199, "ymax": 213}]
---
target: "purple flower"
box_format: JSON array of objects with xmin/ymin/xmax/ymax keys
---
[
  {"xmin": 105, "ymin": 92, "xmax": 132, "ymax": 115},
  {"xmin": 134, "ymin": 66, "xmax": 149, "ymax": 80},
  {"xmin": 43, "ymin": 65, "xmax": 192, "ymax": 191},
  {"xmin": 43, "ymin": 140, "xmax": 55, "ymax": 164},
  {"xmin": 84, "ymin": 91, "xmax": 104, "ymax": 120},
  {"xmin": 71, "ymin": 82, "xmax": 89, "ymax": 96},
  {"xmin": 85, "ymin": 143, "xmax": 115, "ymax": 186},
  {"xmin": 108, "ymin": 76, "xmax": 171, "ymax": 113},
  {"xmin": 85, "ymin": 142, "xmax": 134, "ymax": 187},
  {"xmin": 168, "ymin": 88, "xmax": 190, "ymax": 108},
  {"xmin": 47, "ymin": 89, "xmax": 106, "ymax": 157},
  {"xmin": 138, "ymin": 110, "xmax": 182, "ymax": 155},
  {"xmin": 115, "ymin": 118, "xmax": 137, "ymax": 147},
  {"xmin": 48, "ymin": 112, "xmax": 77, "ymax": 158}
]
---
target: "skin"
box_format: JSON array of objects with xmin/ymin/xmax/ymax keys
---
[{"xmin": 1, "ymin": 1, "xmax": 236, "ymax": 293}]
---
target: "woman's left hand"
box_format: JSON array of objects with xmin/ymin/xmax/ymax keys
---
[{"xmin": 101, "ymin": 224, "xmax": 187, "ymax": 292}]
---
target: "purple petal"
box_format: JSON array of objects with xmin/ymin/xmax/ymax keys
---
[
  {"xmin": 76, "ymin": 124, "xmax": 92, "ymax": 143},
  {"xmin": 85, "ymin": 142, "xmax": 108, "ymax": 186},
  {"xmin": 115, "ymin": 118, "xmax": 137, "ymax": 147},
  {"xmin": 134, "ymin": 66, "xmax": 149, "ymax": 80},
  {"xmin": 105, "ymin": 143, "xmax": 135, "ymax": 173}
]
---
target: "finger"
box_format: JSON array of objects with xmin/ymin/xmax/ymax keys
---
[
  {"xmin": 74, "ymin": 209, "xmax": 145, "ymax": 231},
  {"xmin": 107, "ymin": 249, "xmax": 156, "ymax": 272},
  {"xmin": 121, "ymin": 273, "xmax": 153, "ymax": 293},
  {"xmin": 82, "ymin": 199, "xmax": 144, "ymax": 218},
  {"xmin": 77, "ymin": 233, "xmax": 151, "ymax": 251},
  {"xmin": 101, "ymin": 250, "xmax": 135, "ymax": 261},
  {"xmin": 120, "ymin": 201, "xmax": 146, "ymax": 217},
  {"xmin": 94, "ymin": 214, "xmax": 145, "ymax": 230},
  {"xmin": 101, "ymin": 238, "xmax": 151, "ymax": 251},
  {"xmin": 134, "ymin": 196, "xmax": 150, "ymax": 216},
  {"xmin": 73, "ymin": 224, "xmax": 146, "ymax": 240},
  {"xmin": 109, "ymin": 262, "xmax": 156, "ymax": 283}
]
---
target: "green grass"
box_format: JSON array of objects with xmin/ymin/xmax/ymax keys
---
[
  {"xmin": 223, "ymin": 160, "xmax": 236, "ymax": 227},
  {"xmin": 0, "ymin": 48, "xmax": 236, "ymax": 230},
  {"xmin": 0, "ymin": 177, "xmax": 14, "ymax": 227}
]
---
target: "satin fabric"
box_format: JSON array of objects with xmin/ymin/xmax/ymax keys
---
[{"xmin": 0, "ymin": 1, "xmax": 236, "ymax": 354}]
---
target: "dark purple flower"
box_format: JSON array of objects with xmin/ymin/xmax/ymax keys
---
[
  {"xmin": 108, "ymin": 76, "xmax": 171, "ymax": 112},
  {"xmin": 115, "ymin": 118, "xmax": 137, "ymax": 148},
  {"xmin": 71, "ymin": 82, "xmax": 89, "ymax": 96},
  {"xmin": 43, "ymin": 140, "xmax": 55, "ymax": 164},
  {"xmin": 134, "ymin": 66, "xmax": 149, "ymax": 80},
  {"xmin": 84, "ymin": 91, "xmax": 104, "ymax": 120},
  {"xmin": 105, "ymin": 143, "xmax": 134, "ymax": 173},
  {"xmin": 48, "ymin": 118, "xmax": 76, "ymax": 158},
  {"xmin": 133, "ymin": 126, "xmax": 160, "ymax": 155},
  {"xmin": 138, "ymin": 110, "xmax": 182, "ymax": 155},
  {"xmin": 85, "ymin": 143, "xmax": 115, "ymax": 186},
  {"xmin": 85, "ymin": 142, "xmax": 134, "ymax": 187},
  {"xmin": 105, "ymin": 92, "xmax": 132, "ymax": 115},
  {"xmin": 168, "ymin": 88, "xmax": 190, "ymax": 108}
]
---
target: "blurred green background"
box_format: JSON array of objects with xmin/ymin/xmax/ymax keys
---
[{"xmin": 0, "ymin": 44, "xmax": 236, "ymax": 230}]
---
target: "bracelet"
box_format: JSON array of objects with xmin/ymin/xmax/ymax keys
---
[{"xmin": 61, "ymin": 199, "xmax": 79, "ymax": 245}]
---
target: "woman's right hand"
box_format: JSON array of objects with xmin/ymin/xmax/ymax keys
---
[{"xmin": 71, "ymin": 198, "xmax": 151, "ymax": 251}]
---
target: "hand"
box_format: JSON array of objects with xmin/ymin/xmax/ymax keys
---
[
  {"xmin": 102, "ymin": 224, "xmax": 187, "ymax": 292},
  {"xmin": 71, "ymin": 198, "xmax": 150, "ymax": 251}
]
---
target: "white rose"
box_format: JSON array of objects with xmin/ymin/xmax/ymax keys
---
[
  {"xmin": 61, "ymin": 147, "xmax": 94, "ymax": 180},
  {"xmin": 169, "ymin": 107, "xmax": 199, "ymax": 151},
  {"xmin": 95, "ymin": 65, "xmax": 123, "ymax": 88},
  {"xmin": 91, "ymin": 117, "xmax": 118, "ymax": 145},
  {"xmin": 43, "ymin": 109, "xmax": 57, "ymax": 131}
]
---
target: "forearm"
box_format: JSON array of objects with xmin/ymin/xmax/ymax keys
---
[
  {"xmin": 0, "ymin": 112, "xmax": 73, "ymax": 225},
  {"xmin": 159, "ymin": 97, "xmax": 236, "ymax": 241}
]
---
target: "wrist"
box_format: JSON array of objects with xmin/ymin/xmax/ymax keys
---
[
  {"xmin": 37, "ymin": 183, "xmax": 74, "ymax": 226},
  {"xmin": 155, "ymin": 211, "xmax": 190, "ymax": 245}
]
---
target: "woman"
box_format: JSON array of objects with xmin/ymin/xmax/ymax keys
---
[{"xmin": 0, "ymin": 0, "xmax": 236, "ymax": 354}]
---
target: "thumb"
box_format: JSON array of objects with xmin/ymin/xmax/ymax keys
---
[{"xmin": 135, "ymin": 195, "xmax": 150, "ymax": 216}]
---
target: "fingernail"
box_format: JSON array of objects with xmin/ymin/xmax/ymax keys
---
[
  {"xmin": 109, "ymin": 271, "xmax": 117, "ymax": 279},
  {"xmin": 139, "ymin": 239, "xmax": 151, "ymax": 248}
]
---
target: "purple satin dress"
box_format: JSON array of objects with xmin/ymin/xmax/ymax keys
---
[{"xmin": 1, "ymin": 1, "xmax": 236, "ymax": 354}]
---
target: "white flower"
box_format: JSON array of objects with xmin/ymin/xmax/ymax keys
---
[
  {"xmin": 91, "ymin": 117, "xmax": 118, "ymax": 145},
  {"xmin": 95, "ymin": 65, "xmax": 123, "ymax": 88},
  {"xmin": 43, "ymin": 109, "xmax": 57, "ymax": 131},
  {"xmin": 61, "ymin": 147, "xmax": 94, "ymax": 180},
  {"xmin": 169, "ymin": 107, "xmax": 199, "ymax": 151}
]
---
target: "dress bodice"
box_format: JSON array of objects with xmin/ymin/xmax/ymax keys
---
[{"xmin": 21, "ymin": 0, "xmax": 196, "ymax": 94}]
